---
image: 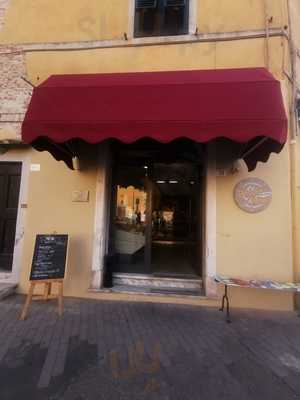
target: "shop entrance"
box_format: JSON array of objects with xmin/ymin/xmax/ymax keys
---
[
  {"xmin": 109, "ymin": 140, "xmax": 203, "ymax": 279},
  {"xmin": 151, "ymin": 162, "xmax": 201, "ymax": 277}
]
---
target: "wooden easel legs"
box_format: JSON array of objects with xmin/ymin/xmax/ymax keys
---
[
  {"xmin": 58, "ymin": 281, "xmax": 64, "ymax": 317},
  {"xmin": 20, "ymin": 282, "xmax": 35, "ymax": 321},
  {"xmin": 43, "ymin": 282, "xmax": 51, "ymax": 300},
  {"xmin": 20, "ymin": 280, "xmax": 64, "ymax": 321}
]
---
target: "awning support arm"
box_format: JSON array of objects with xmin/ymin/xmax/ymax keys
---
[
  {"xmin": 65, "ymin": 140, "xmax": 78, "ymax": 157},
  {"xmin": 47, "ymin": 139, "xmax": 74, "ymax": 158},
  {"xmin": 240, "ymin": 137, "xmax": 269, "ymax": 159},
  {"xmin": 48, "ymin": 139, "xmax": 80, "ymax": 170},
  {"xmin": 21, "ymin": 76, "xmax": 35, "ymax": 88}
]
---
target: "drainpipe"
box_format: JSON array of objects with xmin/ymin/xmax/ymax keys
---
[
  {"xmin": 263, "ymin": 0, "xmax": 271, "ymax": 70},
  {"xmin": 286, "ymin": 0, "xmax": 298, "ymax": 308}
]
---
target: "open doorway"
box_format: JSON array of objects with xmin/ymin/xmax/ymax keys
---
[
  {"xmin": 151, "ymin": 162, "xmax": 202, "ymax": 278},
  {"xmin": 109, "ymin": 140, "xmax": 204, "ymax": 281}
]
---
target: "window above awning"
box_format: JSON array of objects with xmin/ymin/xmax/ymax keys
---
[{"xmin": 22, "ymin": 68, "xmax": 287, "ymax": 170}]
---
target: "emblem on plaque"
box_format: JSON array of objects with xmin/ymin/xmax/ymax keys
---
[{"xmin": 234, "ymin": 178, "xmax": 272, "ymax": 213}]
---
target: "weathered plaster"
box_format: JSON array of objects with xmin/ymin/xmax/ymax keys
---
[
  {"xmin": 205, "ymin": 144, "xmax": 217, "ymax": 298},
  {"xmin": 0, "ymin": 47, "xmax": 32, "ymax": 141},
  {"xmin": 91, "ymin": 144, "xmax": 112, "ymax": 290},
  {"xmin": 0, "ymin": 0, "xmax": 10, "ymax": 31},
  {"xmin": 0, "ymin": 1, "xmax": 32, "ymax": 142}
]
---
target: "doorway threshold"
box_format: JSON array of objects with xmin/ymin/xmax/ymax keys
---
[
  {"xmin": 152, "ymin": 272, "xmax": 200, "ymax": 279},
  {"xmin": 112, "ymin": 273, "xmax": 203, "ymax": 296},
  {"xmin": 112, "ymin": 285, "xmax": 203, "ymax": 297}
]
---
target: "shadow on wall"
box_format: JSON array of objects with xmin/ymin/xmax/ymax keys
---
[{"xmin": 64, "ymin": 234, "xmax": 93, "ymax": 296}]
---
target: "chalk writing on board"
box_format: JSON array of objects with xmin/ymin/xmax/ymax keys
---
[{"xmin": 30, "ymin": 235, "xmax": 68, "ymax": 281}]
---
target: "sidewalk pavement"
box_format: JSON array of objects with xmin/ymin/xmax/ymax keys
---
[{"xmin": 0, "ymin": 295, "xmax": 300, "ymax": 399}]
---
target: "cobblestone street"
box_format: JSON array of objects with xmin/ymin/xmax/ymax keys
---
[{"xmin": 1, "ymin": 295, "xmax": 300, "ymax": 399}]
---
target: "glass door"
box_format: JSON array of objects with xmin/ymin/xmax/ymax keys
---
[
  {"xmin": 111, "ymin": 165, "xmax": 151, "ymax": 274},
  {"xmin": 110, "ymin": 159, "xmax": 202, "ymax": 278}
]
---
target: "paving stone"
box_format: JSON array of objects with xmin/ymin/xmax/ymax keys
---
[
  {"xmin": 0, "ymin": 283, "xmax": 17, "ymax": 301},
  {"xmin": 0, "ymin": 295, "xmax": 300, "ymax": 399}
]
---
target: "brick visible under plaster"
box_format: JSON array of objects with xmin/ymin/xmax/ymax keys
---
[
  {"xmin": 0, "ymin": 0, "xmax": 31, "ymax": 141},
  {"xmin": 0, "ymin": 48, "xmax": 31, "ymax": 141}
]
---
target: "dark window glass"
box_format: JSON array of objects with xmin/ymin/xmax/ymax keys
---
[
  {"xmin": 134, "ymin": 0, "xmax": 189, "ymax": 38},
  {"xmin": 111, "ymin": 165, "xmax": 149, "ymax": 274}
]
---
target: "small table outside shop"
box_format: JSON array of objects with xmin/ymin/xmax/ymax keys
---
[{"xmin": 215, "ymin": 275, "xmax": 300, "ymax": 323}]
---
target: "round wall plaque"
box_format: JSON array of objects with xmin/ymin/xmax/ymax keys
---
[{"xmin": 234, "ymin": 178, "xmax": 272, "ymax": 213}]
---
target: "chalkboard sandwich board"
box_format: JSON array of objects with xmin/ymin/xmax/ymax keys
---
[
  {"xmin": 20, "ymin": 234, "xmax": 69, "ymax": 320},
  {"xmin": 30, "ymin": 234, "xmax": 69, "ymax": 281}
]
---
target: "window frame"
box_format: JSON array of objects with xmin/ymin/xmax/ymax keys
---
[
  {"xmin": 128, "ymin": 0, "xmax": 196, "ymax": 40},
  {"xmin": 134, "ymin": 0, "xmax": 189, "ymax": 38}
]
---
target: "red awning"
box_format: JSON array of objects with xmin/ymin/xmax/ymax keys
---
[{"xmin": 22, "ymin": 68, "xmax": 287, "ymax": 170}]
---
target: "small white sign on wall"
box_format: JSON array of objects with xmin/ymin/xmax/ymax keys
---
[
  {"xmin": 30, "ymin": 164, "xmax": 41, "ymax": 172},
  {"xmin": 72, "ymin": 190, "xmax": 90, "ymax": 203}
]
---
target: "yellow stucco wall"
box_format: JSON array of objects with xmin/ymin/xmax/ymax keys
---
[
  {"xmin": 0, "ymin": 0, "xmax": 298, "ymax": 310},
  {"xmin": 17, "ymin": 149, "xmax": 99, "ymax": 298},
  {"xmin": 198, "ymin": 0, "xmax": 287, "ymax": 33},
  {"xmin": 216, "ymin": 150, "xmax": 293, "ymax": 310},
  {"xmin": 290, "ymin": 0, "xmax": 300, "ymax": 87},
  {"xmin": 0, "ymin": 0, "xmax": 129, "ymax": 43},
  {"xmin": 0, "ymin": 0, "xmax": 288, "ymax": 44},
  {"xmin": 25, "ymin": 37, "xmax": 285, "ymax": 85},
  {"xmin": 217, "ymin": 150, "xmax": 292, "ymax": 282},
  {"xmin": 292, "ymin": 139, "xmax": 300, "ymax": 309}
]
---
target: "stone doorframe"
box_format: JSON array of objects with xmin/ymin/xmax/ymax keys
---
[
  {"xmin": 90, "ymin": 143, "xmax": 112, "ymax": 290},
  {"xmin": 203, "ymin": 143, "xmax": 217, "ymax": 298},
  {"xmin": 90, "ymin": 142, "xmax": 217, "ymax": 297},
  {"xmin": 0, "ymin": 151, "xmax": 30, "ymax": 284}
]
